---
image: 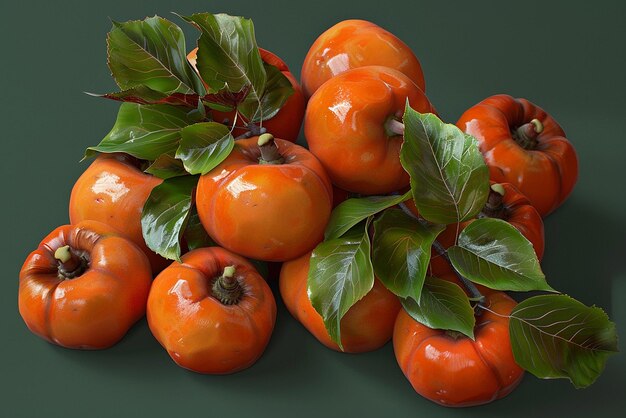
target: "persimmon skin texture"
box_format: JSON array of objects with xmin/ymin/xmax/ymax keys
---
[
  {"xmin": 196, "ymin": 137, "xmax": 332, "ymax": 262},
  {"xmin": 18, "ymin": 221, "xmax": 152, "ymax": 349},
  {"xmin": 69, "ymin": 153, "xmax": 167, "ymax": 274},
  {"xmin": 305, "ymin": 66, "xmax": 435, "ymax": 195},
  {"xmin": 147, "ymin": 247, "xmax": 276, "ymax": 374},
  {"xmin": 394, "ymin": 290, "xmax": 524, "ymax": 407},
  {"xmin": 188, "ymin": 47, "xmax": 305, "ymax": 142},
  {"xmin": 456, "ymin": 94, "xmax": 578, "ymax": 216},
  {"xmin": 279, "ymin": 250, "xmax": 401, "ymax": 353},
  {"xmin": 301, "ymin": 19, "xmax": 425, "ymax": 99}
]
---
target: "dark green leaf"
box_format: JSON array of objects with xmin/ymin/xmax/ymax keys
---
[
  {"xmin": 85, "ymin": 103, "xmax": 194, "ymax": 161},
  {"xmin": 372, "ymin": 209, "xmax": 445, "ymax": 302},
  {"xmin": 175, "ymin": 122, "xmax": 234, "ymax": 175},
  {"xmin": 401, "ymin": 277, "xmax": 476, "ymax": 339},
  {"xmin": 144, "ymin": 154, "xmax": 187, "ymax": 179},
  {"xmin": 242, "ymin": 62, "xmax": 294, "ymax": 123},
  {"xmin": 325, "ymin": 191, "xmax": 411, "ymax": 240},
  {"xmin": 308, "ymin": 221, "xmax": 374, "ymax": 350},
  {"xmin": 183, "ymin": 207, "xmax": 215, "ymax": 251},
  {"xmin": 186, "ymin": 98, "xmax": 208, "ymax": 122},
  {"xmin": 205, "ymin": 100, "xmax": 235, "ymax": 113},
  {"xmin": 509, "ymin": 294, "xmax": 618, "ymax": 388},
  {"xmin": 182, "ymin": 13, "xmax": 265, "ymax": 116},
  {"xmin": 107, "ymin": 16, "xmax": 205, "ymax": 96},
  {"xmin": 447, "ymin": 218, "xmax": 553, "ymax": 292},
  {"xmin": 141, "ymin": 175, "xmax": 198, "ymax": 261},
  {"xmin": 400, "ymin": 108, "xmax": 489, "ymax": 224}
]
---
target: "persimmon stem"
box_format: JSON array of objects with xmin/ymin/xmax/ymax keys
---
[
  {"xmin": 513, "ymin": 118, "xmax": 543, "ymax": 150},
  {"xmin": 384, "ymin": 117, "xmax": 405, "ymax": 137},
  {"xmin": 235, "ymin": 122, "xmax": 267, "ymax": 140},
  {"xmin": 54, "ymin": 245, "xmax": 89, "ymax": 279},
  {"xmin": 258, "ymin": 133, "xmax": 285, "ymax": 165},
  {"xmin": 479, "ymin": 183, "xmax": 507, "ymax": 219},
  {"xmin": 398, "ymin": 199, "xmax": 485, "ymax": 305},
  {"xmin": 398, "ymin": 201, "xmax": 417, "ymax": 219},
  {"xmin": 212, "ymin": 265, "xmax": 243, "ymax": 305},
  {"xmin": 431, "ymin": 240, "xmax": 485, "ymax": 305}
]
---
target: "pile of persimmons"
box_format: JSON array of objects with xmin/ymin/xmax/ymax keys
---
[{"xmin": 18, "ymin": 13, "xmax": 617, "ymax": 408}]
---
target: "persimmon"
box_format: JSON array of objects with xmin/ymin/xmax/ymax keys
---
[
  {"xmin": 18, "ymin": 221, "xmax": 152, "ymax": 349},
  {"xmin": 305, "ymin": 66, "xmax": 435, "ymax": 195},
  {"xmin": 195, "ymin": 134, "xmax": 332, "ymax": 262},
  {"xmin": 394, "ymin": 289, "xmax": 524, "ymax": 407},
  {"xmin": 280, "ymin": 250, "xmax": 401, "ymax": 353},
  {"xmin": 457, "ymin": 95, "xmax": 578, "ymax": 216},
  {"xmin": 301, "ymin": 19, "xmax": 426, "ymax": 99},
  {"xmin": 147, "ymin": 247, "xmax": 276, "ymax": 374},
  {"xmin": 69, "ymin": 153, "xmax": 167, "ymax": 274}
]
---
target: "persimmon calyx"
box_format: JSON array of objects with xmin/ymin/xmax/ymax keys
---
[
  {"xmin": 54, "ymin": 245, "xmax": 89, "ymax": 279},
  {"xmin": 258, "ymin": 133, "xmax": 285, "ymax": 165},
  {"xmin": 384, "ymin": 116, "xmax": 405, "ymax": 137},
  {"xmin": 479, "ymin": 184, "xmax": 507, "ymax": 219},
  {"xmin": 513, "ymin": 118, "xmax": 543, "ymax": 150},
  {"xmin": 212, "ymin": 265, "xmax": 244, "ymax": 305}
]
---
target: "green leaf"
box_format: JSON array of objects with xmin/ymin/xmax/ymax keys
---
[
  {"xmin": 372, "ymin": 209, "xmax": 445, "ymax": 302},
  {"xmin": 400, "ymin": 107, "xmax": 490, "ymax": 224},
  {"xmin": 325, "ymin": 191, "xmax": 411, "ymax": 240},
  {"xmin": 175, "ymin": 122, "xmax": 234, "ymax": 175},
  {"xmin": 242, "ymin": 62, "xmax": 294, "ymax": 123},
  {"xmin": 204, "ymin": 100, "xmax": 235, "ymax": 113},
  {"xmin": 182, "ymin": 13, "xmax": 266, "ymax": 115},
  {"xmin": 183, "ymin": 207, "xmax": 215, "ymax": 251},
  {"xmin": 141, "ymin": 175, "xmax": 198, "ymax": 261},
  {"xmin": 308, "ymin": 221, "xmax": 374, "ymax": 350},
  {"xmin": 401, "ymin": 277, "xmax": 476, "ymax": 339},
  {"xmin": 187, "ymin": 98, "xmax": 208, "ymax": 122},
  {"xmin": 85, "ymin": 103, "xmax": 194, "ymax": 161},
  {"xmin": 107, "ymin": 16, "xmax": 205, "ymax": 96},
  {"xmin": 447, "ymin": 218, "xmax": 553, "ymax": 292},
  {"xmin": 144, "ymin": 154, "xmax": 187, "ymax": 179},
  {"xmin": 509, "ymin": 294, "xmax": 618, "ymax": 388}
]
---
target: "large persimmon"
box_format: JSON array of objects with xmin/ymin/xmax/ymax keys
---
[
  {"xmin": 195, "ymin": 134, "xmax": 332, "ymax": 262},
  {"xmin": 19, "ymin": 221, "xmax": 152, "ymax": 349},
  {"xmin": 305, "ymin": 66, "xmax": 435, "ymax": 195},
  {"xmin": 301, "ymin": 19, "xmax": 426, "ymax": 99},
  {"xmin": 147, "ymin": 247, "xmax": 276, "ymax": 374},
  {"xmin": 280, "ymin": 250, "xmax": 401, "ymax": 353}
]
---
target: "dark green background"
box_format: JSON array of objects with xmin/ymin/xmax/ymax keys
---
[{"xmin": 2, "ymin": 1, "xmax": 625, "ymax": 417}]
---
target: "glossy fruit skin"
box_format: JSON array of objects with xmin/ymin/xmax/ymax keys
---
[
  {"xmin": 305, "ymin": 66, "xmax": 435, "ymax": 195},
  {"xmin": 301, "ymin": 19, "xmax": 425, "ymax": 99},
  {"xmin": 457, "ymin": 94, "xmax": 578, "ymax": 216},
  {"xmin": 188, "ymin": 47, "xmax": 305, "ymax": 142},
  {"xmin": 147, "ymin": 247, "xmax": 276, "ymax": 374},
  {"xmin": 394, "ymin": 290, "xmax": 524, "ymax": 407},
  {"xmin": 196, "ymin": 137, "xmax": 332, "ymax": 262},
  {"xmin": 19, "ymin": 220, "xmax": 152, "ymax": 349},
  {"xmin": 280, "ymin": 250, "xmax": 401, "ymax": 353},
  {"xmin": 69, "ymin": 153, "xmax": 167, "ymax": 274}
]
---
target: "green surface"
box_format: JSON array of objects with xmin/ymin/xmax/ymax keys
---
[{"xmin": 2, "ymin": 0, "xmax": 625, "ymax": 417}]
